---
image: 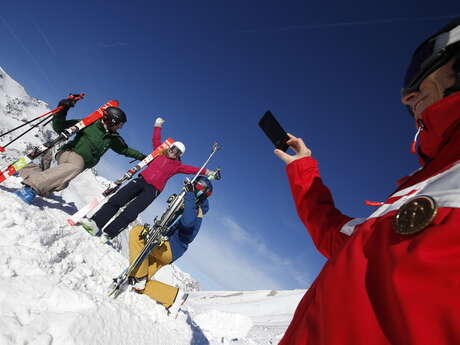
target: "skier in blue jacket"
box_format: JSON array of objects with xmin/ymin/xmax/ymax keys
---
[{"xmin": 127, "ymin": 176, "xmax": 212, "ymax": 314}]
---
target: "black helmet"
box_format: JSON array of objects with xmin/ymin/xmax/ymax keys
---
[
  {"xmin": 194, "ymin": 176, "xmax": 213, "ymax": 201},
  {"xmin": 103, "ymin": 107, "xmax": 127, "ymax": 126},
  {"xmin": 402, "ymin": 17, "xmax": 460, "ymax": 97}
]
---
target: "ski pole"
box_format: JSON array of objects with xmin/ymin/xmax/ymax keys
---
[
  {"xmin": 0, "ymin": 115, "xmax": 54, "ymax": 151},
  {"xmin": 0, "ymin": 93, "xmax": 85, "ymax": 138},
  {"xmin": 0, "ymin": 93, "xmax": 85, "ymax": 152},
  {"xmin": 190, "ymin": 142, "xmax": 221, "ymax": 185}
]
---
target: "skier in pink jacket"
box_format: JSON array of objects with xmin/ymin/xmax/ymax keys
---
[{"xmin": 81, "ymin": 117, "xmax": 216, "ymax": 242}]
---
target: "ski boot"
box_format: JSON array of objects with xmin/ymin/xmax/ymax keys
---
[
  {"xmin": 15, "ymin": 185, "xmax": 37, "ymax": 204},
  {"xmin": 80, "ymin": 218, "xmax": 101, "ymax": 236},
  {"xmin": 128, "ymin": 276, "xmax": 147, "ymax": 292},
  {"xmin": 97, "ymin": 231, "xmax": 122, "ymax": 251},
  {"xmin": 167, "ymin": 289, "xmax": 189, "ymax": 318}
]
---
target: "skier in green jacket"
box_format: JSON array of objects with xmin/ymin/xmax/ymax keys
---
[{"xmin": 16, "ymin": 98, "xmax": 146, "ymax": 204}]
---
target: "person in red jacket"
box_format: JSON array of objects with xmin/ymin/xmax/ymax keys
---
[
  {"xmin": 275, "ymin": 18, "xmax": 460, "ymax": 345},
  {"xmin": 81, "ymin": 117, "xmax": 216, "ymax": 242}
]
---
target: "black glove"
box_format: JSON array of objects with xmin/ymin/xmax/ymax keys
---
[
  {"xmin": 58, "ymin": 98, "xmax": 76, "ymax": 109},
  {"xmin": 184, "ymin": 179, "xmax": 194, "ymax": 192},
  {"xmin": 213, "ymin": 169, "xmax": 222, "ymax": 180}
]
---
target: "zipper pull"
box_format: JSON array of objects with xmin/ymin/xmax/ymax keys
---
[{"xmin": 410, "ymin": 120, "xmax": 425, "ymax": 154}]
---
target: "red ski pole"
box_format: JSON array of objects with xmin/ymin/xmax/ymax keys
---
[{"xmin": 0, "ymin": 93, "xmax": 85, "ymax": 152}]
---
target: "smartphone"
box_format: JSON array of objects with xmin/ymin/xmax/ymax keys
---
[{"xmin": 258, "ymin": 111, "xmax": 290, "ymax": 152}]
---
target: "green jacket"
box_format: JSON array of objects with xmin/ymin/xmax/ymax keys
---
[{"xmin": 52, "ymin": 109, "xmax": 146, "ymax": 169}]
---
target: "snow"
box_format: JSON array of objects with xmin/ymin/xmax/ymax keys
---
[
  {"xmin": 0, "ymin": 66, "xmax": 305, "ymax": 344},
  {"xmin": 194, "ymin": 310, "xmax": 253, "ymax": 339}
]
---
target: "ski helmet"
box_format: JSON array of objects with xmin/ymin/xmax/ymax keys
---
[
  {"xmin": 402, "ymin": 17, "xmax": 460, "ymax": 98},
  {"xmin": 103, "ymin": 107, "xmax": 127, "ymax": 127},
  {"xmin": 169, "ymin": 142, "xmax": 186, "ymax": 156},
  {"xmin": 193, "ymin": 176, "xmax": 213, "ymax": 201}
]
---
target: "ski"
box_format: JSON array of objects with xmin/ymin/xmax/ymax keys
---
[
  {"xmin": 0, "ymin": 100, "xmax": 119, "ymax": 183},
  {"xmin": 67, "ymin": 138, "xmax": 174, "ymax": 226},
  {"xmin": 108, "ymin": 142, "xmax": 222, "ymax": 298}
]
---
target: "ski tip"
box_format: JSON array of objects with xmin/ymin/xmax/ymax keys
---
[
  {"xmin": 0, "ymin": 147, "xmax": 5, "ymax": 152},
  {"xmin": 67, "ymin": 219, "xmax": 76, "ymax": 226}
]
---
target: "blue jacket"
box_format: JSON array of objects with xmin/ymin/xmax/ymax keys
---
[{"xmin": 168, "ymin": 191, "xmax": 209, "ymax": 261}]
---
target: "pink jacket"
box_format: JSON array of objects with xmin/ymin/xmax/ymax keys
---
[{"xmin": 140, "ymin": 127, "xmax": 206, "ymax": 192}]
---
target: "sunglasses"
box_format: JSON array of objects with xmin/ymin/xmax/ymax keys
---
[
  {"xmin": 168, "ymin": 147, "xmax": 182, "ymax": 155},
  {"xmin": 195, "ymin": 181, "xmax": 212, "ymax": 197}
]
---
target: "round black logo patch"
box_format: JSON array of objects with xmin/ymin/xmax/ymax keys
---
[{"xmin": 393, "ymin": 195, "xmax": 438, "ymax": 235}]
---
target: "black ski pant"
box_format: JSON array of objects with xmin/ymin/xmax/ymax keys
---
[{"xmin": 92, "ymin": 176, "xmax": 160, "ymax": 239}]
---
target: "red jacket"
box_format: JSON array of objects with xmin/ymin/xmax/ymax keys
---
[
  {"xmin": 279, "ymin": 92, "xmax": 460, "ymax": 345},
  {"xmin": 140, "ymin": 127, "xmax": 206, "ymax": 192}
]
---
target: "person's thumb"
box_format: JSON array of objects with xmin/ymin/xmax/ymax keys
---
[{"xmin": 274, "ymin": 149, "xmax": 291, "ymax": 165}]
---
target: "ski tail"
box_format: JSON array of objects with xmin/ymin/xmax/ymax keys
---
[{"xmin": 67, "ymin": 196, "xmax": 105, "ymax": 225}]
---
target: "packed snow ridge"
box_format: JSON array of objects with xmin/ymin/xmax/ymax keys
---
[{"xmin": 0, "ymin": 66, "xmax": 304, "ymax": 345}]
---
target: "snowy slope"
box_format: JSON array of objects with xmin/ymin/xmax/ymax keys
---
[{"xmin": 0, "ymin": 66, "xmax": 304, "ymax": 345}]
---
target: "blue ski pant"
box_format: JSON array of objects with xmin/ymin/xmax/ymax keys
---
[{"xmin": 92, "ymin": 176, "xmax": 160, "ymax": 238}]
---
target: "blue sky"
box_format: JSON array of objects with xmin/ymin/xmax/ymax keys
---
[{"xmin": 1, "ymin": 1, "xmax": 460, "ymax": 290}]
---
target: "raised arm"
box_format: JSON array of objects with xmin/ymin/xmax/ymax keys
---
[
  {"xmin": 276, "ymin": 134, "xmax": 352, "ymax": 259},
  {"xmin": 177, "ymin": 191, "xmax": 205, "ymax": 244},
  {"xmin": 179, "ymin": 192, "xmax": 199, "ymax": 229},
  {"xmin": 51, "ymin": 99, "xmax": 79, "ymax": 133},
  {"xmin": 152, "ymin": 117, "xmax": 164, "ymax": 150}
]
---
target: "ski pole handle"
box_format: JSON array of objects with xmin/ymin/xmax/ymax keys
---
[
  {"xmin": 67, "ymin": 93, "xmax": 85, "ymax": 101},
  {"xmin": 60, "ymin": 93, "xmax": 85, "ymax": 109},
  {"xmin": 212, "ymin": 142, "xmax": 222, "ymax": 153}
]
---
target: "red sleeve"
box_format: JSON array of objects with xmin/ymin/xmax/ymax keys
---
[
  {"xmin": 176, "ymin": 164, "xmax": 206, "ymax": 175},
  {"xmin": 152, "ymin": 126, "xmax": 161, "ymax": 150},
  {"xmin": 286, "ymin": 157, "xmax": 352, "ymax": 259}
]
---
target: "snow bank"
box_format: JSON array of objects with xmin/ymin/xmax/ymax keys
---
[{"xmin": 0, "ymin": 177, "xmax": 194, "ymax": 345}]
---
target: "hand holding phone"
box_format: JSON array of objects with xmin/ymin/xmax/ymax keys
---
[
  {"xmin": 258, "ymin": 111, "xmax": 290, "ymax": 152},
  {"xmin": 274, "ymin": 133, "xmax": 312, "ymax": 165},
  {"xmin": 258, "ymin": 110, "xmax": 311, "ymax": 164}
]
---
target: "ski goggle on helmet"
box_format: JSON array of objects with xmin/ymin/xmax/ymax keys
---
[
  {"xmin": 194, "ymin": 176, "xmax": 213, "ymax": 201},
  {"xmin": 168, "ymin": 142, "xmax": 186, "ymax": 157},
  {"xmin": 402, "ymin": 18, "xmax": 460, "ymax": 96}
]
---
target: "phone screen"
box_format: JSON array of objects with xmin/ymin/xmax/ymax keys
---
[{"xmin": 258, "ymin": 111, "xmax": 290, "ymax": 152}]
